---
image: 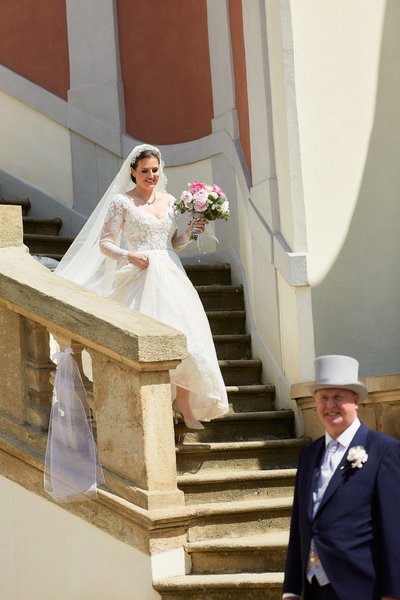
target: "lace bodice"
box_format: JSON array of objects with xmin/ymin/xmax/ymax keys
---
[{"xmin": 99, "ymin": 193, "xmax": 190, "ymax": 259}]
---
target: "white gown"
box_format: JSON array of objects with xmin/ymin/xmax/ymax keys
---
[{"xmin": 99, "ymin": 193, "xmax": 228, "ymax": 421}]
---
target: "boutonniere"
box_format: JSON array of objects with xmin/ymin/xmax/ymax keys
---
[{"xmin": 341, "ymin": 445, "xmax": 368, "ymax": 470}]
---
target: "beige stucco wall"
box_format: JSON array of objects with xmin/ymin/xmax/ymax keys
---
[
  {"xmin": 291, "ymin": 0, "xmax": 387, "ymax": 284},
  {"xmin": 263, "ymin": 0, "xmax": 307, "ymax": 254},
  {"xmin": 0, "ymin": 91, "xmax": 74, "ymax": 207},
  {"xmin": 290, "ymin": 0, "xmax": 400, "ymax": 375},
  {"xmin": 0, "ymin": 476, "xmax": 160, "ymax": 600},
  {"xmin": 234, "ymin": 0, "xmax": 315, "ymax": 394}
]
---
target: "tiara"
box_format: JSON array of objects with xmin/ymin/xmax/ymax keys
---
[{"xmin": 129, "ymin": 144, "xmax": 161, "ymax": 165}]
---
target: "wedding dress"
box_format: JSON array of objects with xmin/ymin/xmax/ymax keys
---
[{"xmin": 98, "ymin": 193, "xmax": 228, "ymax": 421}]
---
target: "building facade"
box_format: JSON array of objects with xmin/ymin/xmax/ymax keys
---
[{"xmin": 1, "ymin": 1, "xmax": 400, "ymax": 597}]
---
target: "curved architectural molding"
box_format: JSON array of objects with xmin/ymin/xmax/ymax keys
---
[
  {"xmin": 0, "ymin": 62, "xmax": 308, "ymax": 287},
  {"xmin": 0, "ymin": 65, "xmax": 122, "ymax": 155}
]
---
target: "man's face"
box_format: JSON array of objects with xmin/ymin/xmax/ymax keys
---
[{"xmin": 315, "ymin": 388, "xmax": 359, "ymax": 437}]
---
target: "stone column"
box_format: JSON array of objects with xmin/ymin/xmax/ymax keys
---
[
  {"xmin": 0, "ymin": 306, "xmax": 27, "ymax": 428},
  {"xmin": 206, "ymin": 0, "xmax": 238, "ymax": 138},
  {"xmin": 65, "ymin": 0, "xmax": 125, "ymax": 217},
  {"xmin": 90, "ymin": 350, "xmax": 184, "ymax": 510},
  {"xmin": 0, "ymin": 206, "xmax": 28, "ymax": 433},
  {"xmin": 65, "ymin": 0, "xmax": 124, "ymax": 134}
]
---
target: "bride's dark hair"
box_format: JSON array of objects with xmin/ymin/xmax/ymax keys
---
[{"xmin": 130, "ymin": 149, "xmax": 160, "ymax": 183}]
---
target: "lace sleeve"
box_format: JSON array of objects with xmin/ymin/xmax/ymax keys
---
[
  {"xmin": 99, "ymin": 196, "xmax": 129, "ymax": 260},
  {"xmin": 172, "ymin": 228, "xmax": 192, "ymax": 252}
]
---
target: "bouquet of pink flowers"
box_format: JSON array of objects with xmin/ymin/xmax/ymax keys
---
[{"xmin": 176, "ymin": 181, "xmax": 230, "ymax": 240}]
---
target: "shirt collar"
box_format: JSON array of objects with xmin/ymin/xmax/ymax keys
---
[{"xmin": 325, "ymin": 417, "xmax": 361, "ymax": 449}]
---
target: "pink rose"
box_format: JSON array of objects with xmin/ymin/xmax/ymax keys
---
[
  {"xmin": 212, "ymin": 184, "xmax": 225, "ymax": 198},
  {"xmin": 189, "ymin": 181, "xmax": 206, "ymax": 195},
  {"xmin": 193, "ymin": 189, "xmax": 209, "ymax": 212}
]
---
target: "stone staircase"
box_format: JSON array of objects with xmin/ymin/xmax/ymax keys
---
[
  {"xmin": 0, "ymin": 197, "xmax": 74, "ymax": 260},
  {"xmin": 154, "ymin": 263, "xmax": 306, "ymax": 600},
  {"xmin": 3, "ymin": 196, "xmax": 307, "ymax": 600}
]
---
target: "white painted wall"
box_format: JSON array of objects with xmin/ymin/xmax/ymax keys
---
[
  {"xmin": 239, "ymin": 1, "xmax": 315, "ymax": 389},
  {"xmin": 0, "ymin": 92, "xmax": 74, "ymax": 207},
  {"xmin": 290, "ymin": 0, "xmax": 400, "ymax": 374},
  {"xmin": 290, "ymin": 0, "xmax": 387, "ymax": 284},
  {"xmin": 0, "ymin": 476, "xmax": 160, "ymax": 600},
  {"xmin": 264, "ymin": 0, "xmax": 308, "ymax": 253}
]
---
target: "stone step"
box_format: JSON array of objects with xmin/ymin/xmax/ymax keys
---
[
  {"xmin": 175, "ymin": 410, "xmax": 294, "ymax": 443},
  {"xmin": 23, "ymin": 233, "xmax": 74, "ymax": 255},
  {"xmin": 226, "ymin": 384, "xmax": 275, "ymax": 413},
  {"xmin": 177, "ymin": 468, "xmax": 296, "ymax": 504},
  {"xmin": 176, "ymin": 438, "xmax": 307, "ymax": 473},
  {"xmin": 187, "ymin": 530, "xmax": 289, "ymax": 574},
  {"xmin": 207, "ymin": 310, "xmax": 246, "ymax": 334},
  {"xmin": 0, "ymin": 197, "xmax": 31, "ymax": 216},
  {"xmin": 153, "ymin": 572, "xmax": 284, "ymax": 600},
  {"xmin": 219, "ymin": 359, "xmax": 261, "ymax": 385},
  {"xmin": 195, "ymin": 285, "xmax": 244, "ymax": 311},
  {"xmin": 186, "ymin": 496, "xmax": 292, "ymax": 541},
  {"xmin": 23, "ymin": 216, "xmax": 62, "ymax": 235},
  {"xmin": 184, "ymin": 263, "xmax": 231, "ymax": 286},
  {"xmin": 213, "ymin": 334, "xmax": 251, "ymax": 360}
]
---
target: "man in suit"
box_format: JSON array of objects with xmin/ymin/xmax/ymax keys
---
[{"xmin": 283, "ymin": 355, "xmax": 400, "ymax": 600}]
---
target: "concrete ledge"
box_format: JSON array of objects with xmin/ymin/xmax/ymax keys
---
[{"xmin": 273, "ymin": 235, "xmax": 308, "ymax": 287}]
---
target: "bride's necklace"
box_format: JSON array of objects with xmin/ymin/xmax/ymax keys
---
[{"xmin": 134, "ymin": 189, "xmax": 156, "ymax": 206}]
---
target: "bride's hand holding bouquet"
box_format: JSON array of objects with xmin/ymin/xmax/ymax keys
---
[{"xmin": 176, "ymin": 181, "xmax": 230, "ymax": 240}]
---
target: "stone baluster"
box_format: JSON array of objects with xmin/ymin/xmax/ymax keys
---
[
  {"xmin": 0, "ymin": 305, "xmax": 27, "ymax": 432},
  {"xmin": 24, "ymin": 319, "xmax": 54, "ymax": 433},
  {"xmin": 88, "ymin": 349, "xmax": 184, "ymax": 510}
]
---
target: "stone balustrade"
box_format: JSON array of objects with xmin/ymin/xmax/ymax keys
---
[{"xmin": 0, "ymin": 205, "xmax": 187, "ymax": 511}]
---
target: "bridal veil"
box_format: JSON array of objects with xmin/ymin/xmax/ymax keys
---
[{"xmin": 55, "ymin": 144, "xmax": 167, "ymax": 294}]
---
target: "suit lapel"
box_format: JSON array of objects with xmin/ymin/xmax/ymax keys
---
[{"xmin": 316, "ymin": 423, "xmax": 369, "ymax": 515}]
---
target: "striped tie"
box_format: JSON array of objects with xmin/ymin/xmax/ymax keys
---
[{"xmin": 313, "ymin": 440, "xmax": 339, "ymax": 516}]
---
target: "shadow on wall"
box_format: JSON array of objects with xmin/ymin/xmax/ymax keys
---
[{"xmin": 312, "ymin": 0, "xmax": 400, "ymax": 376}]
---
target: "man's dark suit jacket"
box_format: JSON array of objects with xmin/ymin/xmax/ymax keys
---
[{"xmin": 283, "ymin": 422, "xmax": 400, "ymax": 600}]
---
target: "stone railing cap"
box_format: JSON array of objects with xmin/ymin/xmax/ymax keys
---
[
  {"xmin": 0, "ymin": 205, "xmax": 24, "ymax": 248},
  {"xmin": 0, "ymin": 247, "xmax": 187, "ymax": 365}
]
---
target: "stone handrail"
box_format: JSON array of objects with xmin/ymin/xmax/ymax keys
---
[{"xmin": 0, "ymin": 205, "xmax": 187, "ymax": 510}]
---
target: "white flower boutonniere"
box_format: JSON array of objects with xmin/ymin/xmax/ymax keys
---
[{"xmin": 343, "ymin": 445, "xmax": 368, "ymax": 469}]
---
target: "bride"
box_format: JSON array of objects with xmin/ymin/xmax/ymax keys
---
[{"xmin": 55, "ymin": 144, "xmax": 228, "ymax": 429}]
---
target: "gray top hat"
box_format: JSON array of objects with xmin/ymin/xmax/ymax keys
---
[{"xmin": 307, "ymin": 355, "xmax": 368, "ymax": 401}]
